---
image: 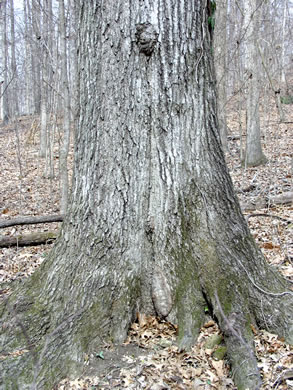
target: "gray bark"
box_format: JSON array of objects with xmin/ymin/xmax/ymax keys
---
[
  {"xmin": 243, "ymin": 0, "xmax": 267, "ymax": 167},
  {"xmin": 9, "ymin": 0, "xmax": 19, "ymax": 118},
  {"xmin": 214, "ymin": 0, "xmax": 228, "ymax": 151},
  {"xmin": 280, "ymin": 1, "xmax": 288, "ymax": 84},
  {"xmin": 0, "ymin": 0, "xmax": 9, "ymax": 124},
  {"xmin": 23, "ymin": 0, "xmax": 32, "ymax": 114},
  {"xmin": 257, "ymin": 41, "xmax": 285, "ymax": 123},
  {"xmin": 58, "ymin": 0, "xmax": 71, "ymax": 213},
  {"xmin": 0, "ymin": 1, "xmax": 292, "ymax": 390},
  {"xmin": 31, "ymin": 0, "xmax": 42, "ymax": 114},
  {"xmin": 39, "ymin": 0, "xmax": 51, "ymax": 157}
]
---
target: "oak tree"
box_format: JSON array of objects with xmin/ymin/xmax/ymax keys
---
[{"xmin": 1, "ymin": 1, "xmax": 292, "ymax": 389}]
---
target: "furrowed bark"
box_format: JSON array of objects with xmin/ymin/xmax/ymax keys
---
[{"xmin": 0, "ymin": 1, "xmax": 292, "ymax": 389}]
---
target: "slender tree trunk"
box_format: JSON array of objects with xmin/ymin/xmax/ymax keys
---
[
  {"xmin": 280, "ymin": 0, "xmax": 288, "ymax": 84},
  {"xmin": 214, "ymin": 0, "xmax": 228, "ymax": 151},
  {"xmin": 39, "ymin": 95, "xmax": 48, "ymax": 157},
  {"xmin": 243, "ymin": 0, "xmax": 267, "ymax": 167},
  {"xmin": 31, "ymin": 0, "xmax": 42, "ymax": 114},
  {"xmin": 0, "ymin": 81, "xmax": 3, "ymax": 120},
  {"xmin": 68, "ymin": 0, "xmax": 79, "ymax": 133},
  {"xmin": 0, "ymin": 0, "xmax": 9, "ymax": 124},
  {"xmin": 23, "ymin": 0, "xmax": 32, "ymax": 114},
  {"xmin": 39, "ymin": 0, "xmax": 49, "ymax": 158},
  {"xmin": 58, "ymin": 0, "xmax": 71, "ymax": 213},
  {"xmin": 9, "ymin": 0, "xmax": 19, "ymax": 118},
  {"xmin": 0, "ymin": 2, "xmax": 292, "ymax": 390},
  {"xmin": 257, "ymin": 42, "xmax": 285, "ymax": 123}
]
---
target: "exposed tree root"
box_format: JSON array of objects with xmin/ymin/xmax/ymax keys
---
[
  {"xmin": 214, "ymin": 292, "xmax": 262, "ymax": 390},
  {"xmin": 1, "ymin": 218, "xmax": 293, "ymax": 390},
  {"xmin": 1, "ymin": 274, "xmax": 292, "ymax": 390},
  {"xmin": 225, "ymin": 335, "xmax": 261, "ymax": 390}
]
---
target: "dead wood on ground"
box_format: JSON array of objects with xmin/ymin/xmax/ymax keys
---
[
  {"xmin": 0, "ymin": 214, "xmax": 63, "ymax": 229},
  {"xmin": 0, "ymin": 231, "xmax": 58, "ymax": 247}
]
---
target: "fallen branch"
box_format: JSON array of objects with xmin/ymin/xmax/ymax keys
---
[
  {"xmin": 241, "ymin": 200, "xmax": 266, "ymax": 211},
  {"xmin": 236, "ymin": 184, "xmax": 257, "ymax": 194},
  {"xmin": 0, "ymin": 231, "xmax": 58, "ymax": 248},
  {"xmin": 268, "ymin": 192, "xmax": 293, "ymax": 206},
  {"xmin": 0, "ymin": 215, "xmax": 63, "ymax": 229},
  {"xmin": 273, "ymin": 369, "xmax": 293, "ymax": 387},
  {"xmin": 246, "ymin": 213, "xmax": 292, "ymax": 224},
  {"xmin": 241, "ymin": 191, "xmax": 293, "ymax": 211}
]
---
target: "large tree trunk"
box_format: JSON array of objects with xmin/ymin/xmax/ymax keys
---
[{"xmin": 0, "ymin": 1, "xmax": 292, "ymax": 390}]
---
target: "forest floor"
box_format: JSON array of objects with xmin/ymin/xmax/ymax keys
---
[{"xmin": 0, "ymin": 97, "xmax": 292, "ymax": 389}]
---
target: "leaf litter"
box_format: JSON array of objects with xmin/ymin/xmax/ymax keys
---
[{"xmin": 0, "ymin": 96, "xmax": 292, "ymax": 389}]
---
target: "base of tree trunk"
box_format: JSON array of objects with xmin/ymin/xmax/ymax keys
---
[
  {"xmin": 1, "ymin": 215, "xmax": 292, "ymax": 390},
  {"xmin": 241, "ymin": 154, "xmax": 268, "ymax": 168}
]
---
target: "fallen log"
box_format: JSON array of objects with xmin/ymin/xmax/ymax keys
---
[
  {"xmin": 0, "ymin": 231, "xmax": 58, "ymax": 248},
  {"xmin": 0, "ymin": 214, "xmax": 63, "ymax": 229},
  {"xmin": 241, "ymin": 191, "xmax": 293, "ymax": 211},
  {"xmin": 246, "ymin": 213, "xmax": 292, "ymax": 224},
  {"xmin": 236, "ymin": 184, "xmax": 257, "ymax": 194},
  {"xmin": 241, "ymin": 200, "xmax": 266, "ymax": 211},
  {"xmin": 268, "ymin": 191, "xmax": 293, "ymax": 206}
]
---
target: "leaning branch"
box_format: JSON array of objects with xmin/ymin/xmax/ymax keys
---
[{"xmin": 0, "ymin": 215, "xmax": 63, "ymax": 229}]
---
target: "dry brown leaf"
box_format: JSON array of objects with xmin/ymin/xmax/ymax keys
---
[
  {"xmin": 211, "ymin": 360, "xmax": 225, "ymax": 377},
  {"xmin": 203, "ymin": 320, "xmax": 216, "ymax": 328},
  {"xmin": 261, "ymin": 242, "xmax": 281, "ymax": 249}
]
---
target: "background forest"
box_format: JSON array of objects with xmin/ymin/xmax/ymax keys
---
[{"xmin": 0, "ymin": 0, "xmax": 292, "ymax": 389}]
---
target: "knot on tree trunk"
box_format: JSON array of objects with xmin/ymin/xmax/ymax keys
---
[{"xmin": 135, "ymin": 23, "xmax": 158, "ymax": 56}]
